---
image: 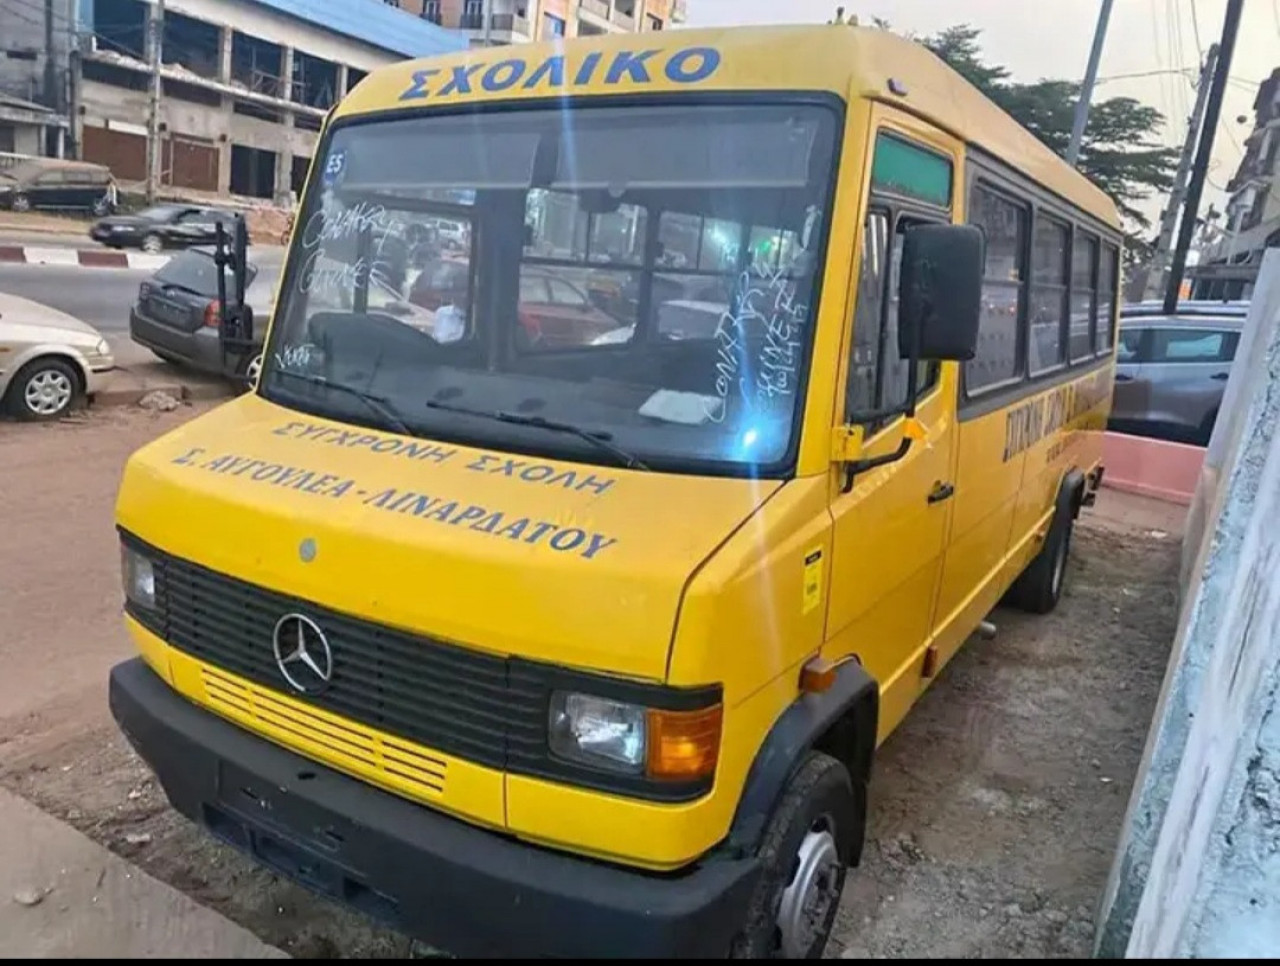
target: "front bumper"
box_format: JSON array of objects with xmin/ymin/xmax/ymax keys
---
[
  {"xmin": 84, "ymin": 363, "xmax": 114, "ymax": 395},
  {"xmin": 109, "ymin": 658, "xmax": 759, "ymax": 958}
]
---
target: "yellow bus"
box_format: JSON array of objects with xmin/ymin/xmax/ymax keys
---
[{"xmin": 108, "ymin": 23, "xmax": 1122, "ymax": 959}]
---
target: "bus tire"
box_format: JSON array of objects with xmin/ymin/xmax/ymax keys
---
[
  {"xmin": 729, "ymin": 751, "xmax": 856, "ymax": 960},
  {"xmin": 1008, "ymin": 509, "xmax": 1073, "ymax": 614}
]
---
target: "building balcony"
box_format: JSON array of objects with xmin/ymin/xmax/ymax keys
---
[
  {"xmin": 610, "ymin": 5, "xmax": 636, "ymax": 29},
  {"xmin": 458, "ymin": 12, "xmax": 532, "ymax": 42},
  {"xmin": 578, "ymin": 0, "xmax": 621, "ymax": 31}
]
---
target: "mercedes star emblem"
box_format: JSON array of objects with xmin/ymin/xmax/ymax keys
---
[{"xmin": 272, "ymin": 613, "xmax": 334, "ymax": 695}]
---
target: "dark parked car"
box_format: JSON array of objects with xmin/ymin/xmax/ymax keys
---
[
  {"xmin": 0, "ymin": 159, "xmax": 116, "ymax": 216},
  {"xmin": 129, "ymin": 247, "xmax": 277, "ymax": 382},
  {"xmin": 91, "ymin": 204, "xmax": 242, "ymax": 254},
  {"xmin": 1109, "ymin": 302, "xmax": 1248, "ymax": 446}
]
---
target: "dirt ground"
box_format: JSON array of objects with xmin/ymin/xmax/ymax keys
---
[{"xmin": 0, "ymin": 406, "xmax": 1182, "ymax": 958}]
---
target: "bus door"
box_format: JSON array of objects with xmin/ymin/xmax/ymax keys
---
[{"xmin": 827, "ymin": 110, "xmax": 963, "ymax": 743}]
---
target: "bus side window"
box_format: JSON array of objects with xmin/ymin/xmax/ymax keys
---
[
  {"xmin": 965, "ymin": 185, "xmax": 1028, "ymax": 394},
  {"xmin": 881, "ymin": 217, "xmax": 938, "ymax": 409},
  {"xmin": 846, "ymin": 211, "xmax": 889, "ymax": 418},
  {"xmin": 844, "ymin": 212, "xmax": 938, "ymax": 423}
]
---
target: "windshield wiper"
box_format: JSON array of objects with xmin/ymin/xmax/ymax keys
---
[
  {"xmin": 424, "ymin": 398, "xmax": 649, "ymax": 471},
  {"xmin": 273, "ymin": 369, "xmax": 412, "ymax": 436}
]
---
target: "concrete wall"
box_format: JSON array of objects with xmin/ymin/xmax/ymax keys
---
[
  {"xmin": 1096, "ymin": 249, "xmax": 1280, "ymax": 957},
  {"xmin": 75, "ymin": 0, "xmax": 455, "ymax": 200},
  {"xmin": 9, "ymin": 125, "xmax": 43, "ymax": 157},
  {"xmin": 0, "ymin": 0, "xmax": 77, "ymax": 107}
]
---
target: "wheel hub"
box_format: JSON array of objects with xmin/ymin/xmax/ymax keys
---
[
  {"xmin": 777, "ymin": 820, "xmax": 841, "ymax": 958},
  {"xmin": 25, "ymin": 370, "xmax": 72, "ymax": 415}
]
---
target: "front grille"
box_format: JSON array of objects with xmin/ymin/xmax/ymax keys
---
[
  {"xmin": 145, "ymin": 547, "xmax": 539, "ymax": 770},
  {"xmin": 122, "ymin": 532, "xmax": 720, "ymax": 803},
  {"xmin": 201, "ymin": 665, "xmax": 449, "ymax": 799}
]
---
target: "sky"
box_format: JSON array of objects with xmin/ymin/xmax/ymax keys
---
[{"xmin": 684, "ymin": 0, "xmax": 1280, "ymax": 227}]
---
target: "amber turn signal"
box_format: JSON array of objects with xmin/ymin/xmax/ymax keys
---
[
  {"xmin": 645, "ymin": 705, "xmax": 722, "ymax": 781},
  {"xmin": 800, "ymin": 656, "xmax": 839, "ymax": 693}
]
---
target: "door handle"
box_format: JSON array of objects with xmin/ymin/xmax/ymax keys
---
[
  {"xmin": 927, "ymin": 481, "xmax": 955, "ymax": 504},
  {"xmin": 1211, "ymin": 372, "xmax": 1229, "ymax": 381},
  {"xmin": 1115, "ymin": 373, "xmax": 1134, "ymax": 382}
]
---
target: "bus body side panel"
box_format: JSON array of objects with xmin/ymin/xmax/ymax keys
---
[
  {"xmin": 928, "ymin": 399, "xmax": 1025, "ymax": 673},
  {"xmin": 1005, "ymin": 363, "xmax": 1114, "ymax": 583}
]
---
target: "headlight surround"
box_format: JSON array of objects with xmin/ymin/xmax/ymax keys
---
[
  {"xmin": 549, "ymin": 689, "xmax": 723, "ymax": 782},
  {"xmin": 121, "ymin": 543, "xmax": 156, "ymax": 609}
]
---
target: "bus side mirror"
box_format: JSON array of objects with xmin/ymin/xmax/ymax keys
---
[{"xmin": 897, "ymin": 224, "xmax": 984, "ymax": 363}]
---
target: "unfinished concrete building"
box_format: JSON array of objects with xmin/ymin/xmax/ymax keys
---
[{"xmin": 76, "ymin": 0, "xmax": 462, "ymax": 202}]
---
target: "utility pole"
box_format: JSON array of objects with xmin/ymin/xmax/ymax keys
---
[
  {"xmin": 1142, "ymin": 44, "xmax": 1219, "ymax": 301},
  {"xmin": 1164, "ymin": 0, "xmax": 1244, "ymax": 313},
  {"xmin": 481, "ymin": 0, "xmax": 492, "ymax": 47},
  {"xmin": 145, "ymin": 0, "xmax": 165, "ymax": 204},
  {"xmin": 1067, "ymin": 0, "xmax": 1114, "ymax": 166},
  {"xmin": 43, "ymin": 0, "xmax": 58, "ymax": 155},
  {"xmin": 68, "ymin": 43, "xmax": 80, "ymax": 159}
]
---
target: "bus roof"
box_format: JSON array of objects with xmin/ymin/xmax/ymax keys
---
[{"xmin": 335, "ymin": 24, "xmax": 1120, "ymax": 228}]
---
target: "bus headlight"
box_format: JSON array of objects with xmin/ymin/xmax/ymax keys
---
[
  {"xmin": 550, "ymin": 692, "xmax": 645, "ymax": 772},
  {"xmin": 549, "ymin": 691, "xmax": 722, "ymax": 781},
  {"xmin": 121, "ymin": 544, "xmax": 156, "ymax": 609}
]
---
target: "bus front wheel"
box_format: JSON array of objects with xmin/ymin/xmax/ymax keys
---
[{"xmin": 730, "ymin": 751, "xmax": 857, "ymax": 959}]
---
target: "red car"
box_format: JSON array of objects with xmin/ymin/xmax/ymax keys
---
[{"xmin": 408, "ymin": 264, "xmax": 619, "ymax": 349}]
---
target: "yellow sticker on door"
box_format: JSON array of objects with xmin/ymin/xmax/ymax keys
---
[{"xmin": 803, "ymin": 548, "xmax": 824, "ymax": 615}]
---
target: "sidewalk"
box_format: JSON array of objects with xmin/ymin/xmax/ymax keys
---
[
  {"xmin": 0, "ymin": 787, "xmax": 285, "ymax": 958},
  {"xmin": 94, "ymin": 338, "xmax": 234, "ymax": 409}
]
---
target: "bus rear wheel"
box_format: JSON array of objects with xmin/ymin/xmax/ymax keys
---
[
  {"xmin": 1008, "ymin": 510, "xmax": 1074, "ymax": 614},
  {"xmin": 730, "ymin": 751, "xmax": 857, "ymax": 959}
]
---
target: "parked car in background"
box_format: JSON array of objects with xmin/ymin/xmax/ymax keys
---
[
  {"xmin": 0, "ymin": 292, "xmax": 115, "ymax": 420},
  {"xmin": 516, "ymin": 270, "xmax": 622, "ymax": 348},
  {"xmin": 128, "ymin": 247, "xmax": 277, "ymax": 382},
  {"xmin": 91, "ymin": 204, "xmax": 242, "ymax": 254},
  {"xmin": 1109, "ymin": 301, "xmax": 1249, "ymax": 446},
  {"xmin": 0, "ymin": 159, "xmax": 116, "ymax": 216}
]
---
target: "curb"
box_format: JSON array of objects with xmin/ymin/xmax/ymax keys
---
[
  {"xmin": 90, "ymin": 377, "xmax": 234, "ymax": 410},
  {"xmin": 0, "ymin": 245, "xmax": 169, "ymax": 270}
]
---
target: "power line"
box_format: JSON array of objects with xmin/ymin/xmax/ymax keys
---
[
  {"xmin": 1190, "ymin": 0, "xmax": 1204, "ymax": 58},
  {"xmin": 1096, "ymin": 66, "xmax": 1197, "ymax": 84}
]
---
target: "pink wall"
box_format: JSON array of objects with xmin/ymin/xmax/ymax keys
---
[{"xmin": 1101, "ymin": 431, "xmax": 1206, "ymax": 506}]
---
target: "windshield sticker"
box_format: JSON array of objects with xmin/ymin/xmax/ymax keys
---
[
  {"xmin": 321, "ymin": 149, "xmax": 346, "ymax": 188},
  {"xmin": 167, "ymin": 448, "xmax": 618, "ymax": 560},
  {"xmin": 399, "ymin": 46, "xmax": 721, "ymax": 102},
  {"xmin": 270, "ymin": 420, "xmax": 617, "ymax": 494}
]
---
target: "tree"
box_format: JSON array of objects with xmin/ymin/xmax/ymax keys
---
[{"xmin": 912, "ymin": 25, "xmax": 1179, "ymax": 231}]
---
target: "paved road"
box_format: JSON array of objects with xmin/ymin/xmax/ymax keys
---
[
  {"xmin": 0, "ymin": 265, "xmax": 146, "ymax": 332},
  {"xmin": 0, "ymin": 247, "xmax": 288, "ymax": 333}
]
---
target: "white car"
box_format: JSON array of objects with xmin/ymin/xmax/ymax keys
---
[{"xmin": 0, "ymin": 293, "xmax": 116, "ymax": 420}]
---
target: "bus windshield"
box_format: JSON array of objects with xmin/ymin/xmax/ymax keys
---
[{"xmin": 262, "ymin": 101, "xmax": 839, "ymax": 474}]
